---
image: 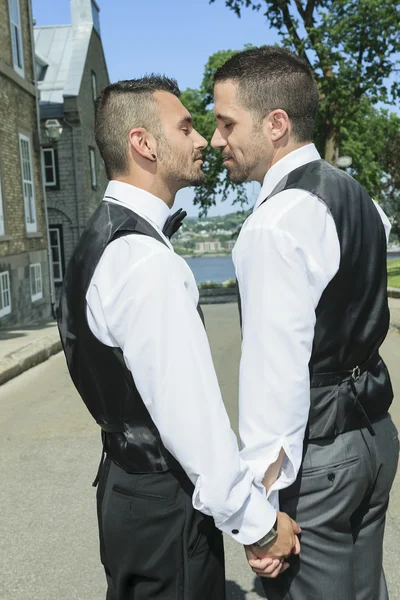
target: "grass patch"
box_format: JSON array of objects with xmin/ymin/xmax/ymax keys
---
[{"xmin": 388, "ymin": 259, "xmax": 400, "ymax": 288}]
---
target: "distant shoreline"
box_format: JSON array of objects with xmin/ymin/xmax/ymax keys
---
[{"xmin": 177, "ymin": 252, "xmax": 232, "ymax": 259}]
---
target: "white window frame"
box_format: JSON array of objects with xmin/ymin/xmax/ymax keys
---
[
  {"xmin": 42, "ymin": 148, "xmax": 57, "ymax": 187},
  {"xmin": 9, "ymin": 0, "xmax": 24, "ymax": 77},
  {"xmin": 89, "ymin": 147, "xmax": 97, "ymax": 189},
  {"xmin": 91, "ymin": 71, "xmax": 97, "ymax": 103},
  {"xmin": 30, "ymin": 263, "xmax": 43, "ymax": 302},
  {"xmin": 49, "ymin": 227, "xmax": 63, "ymax": 283},
  {"xmin": 0, "ymin": 271, "xmax": 11, "ymax": 318},
  {"xmin": 0, "ymin": 172, "xmax": 4, "ymax": 236},
  {"xmin": 19, "ymin": 134, "xmax": 37, "ymax": 233}
]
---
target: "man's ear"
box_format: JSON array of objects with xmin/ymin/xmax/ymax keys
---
[
  {"xmin": 265, "ymin": 110, "xmax": 290, "ymax": 142},
  {"xmin": 129, "ymin": 128, "xmax": 157, "ymax": 162}
]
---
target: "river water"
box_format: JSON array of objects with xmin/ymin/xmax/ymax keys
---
[
  {"xmin": 184, "ymin": 252, "xmax": 400, "ymax": 285},
  {"xmin": 184, "ymin": 256, "xmax": 235, "ymax": 284}
]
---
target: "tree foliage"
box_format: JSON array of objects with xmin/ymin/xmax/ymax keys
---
[
  {"xmin": 180, "ymin": 50, "xmax": 249, "ymax": 215},
  {"xmin": 182, "ymin": 47, "xmax": 400, "ymax": 228},
  {"xmin": 210, "ymin": 0, "xmax": 400, "ymax": 163},
  {"xmin": 340, "ymin": 103, "xmax": 400, "ymax": 237}
]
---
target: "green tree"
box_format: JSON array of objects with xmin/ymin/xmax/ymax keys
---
[
  {"xmin": 210, "ymin": 0, "xmax": 400, "ymax": 164},
  {"xmin": 181, "ymin": 49, "xmax": 400, "ymax": 226},
  {"xmin": 340, "ymin": 104, "xmax": 400, "ymax": 239},
  {"xmin": 380, "ymin": 125, "xmax": 400, "ymax": 239},
  {"xmin": 180, "ymin": 49, "xmax": 246, "ymax": 215}
]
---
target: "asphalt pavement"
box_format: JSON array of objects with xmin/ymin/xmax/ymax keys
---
[{"xmin": 0, "ymin": 303, "xmax": 399, "ymax": 599}]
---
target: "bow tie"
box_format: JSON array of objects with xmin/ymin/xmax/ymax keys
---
[{"xmin": 162, "ymin": 208, "xmax": 187, "ymax": 239}]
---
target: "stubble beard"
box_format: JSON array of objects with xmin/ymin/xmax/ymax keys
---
[
  {"xmin": 160, "ymin": 140, "xmax": 205, "ymax": 188},
  {"xmin": 226, "ymin": 160, "xmax": 257, "ymax": 184},
  {"xmin": 225, "ymin": 130, "xmax": 265, "ymax": 184}
]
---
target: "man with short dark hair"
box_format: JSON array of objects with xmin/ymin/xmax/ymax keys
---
[
  {"xmin": 211, "ymin": 47, "xmax": 398, "ymax": 598},
  {"xmin": 58, "ymin": 75, "xmax": 300, "ymax": 599}
]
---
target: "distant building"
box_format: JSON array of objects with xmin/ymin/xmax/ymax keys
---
[
  {"xmin": 0, "ymin": 0, "xmax": 52, "ymax": 329},
  {"xmin": 195, "ymin": 241, "xmax": 222, "ymax": 253},
  {"xmin": 225, "ymin": 240, "xmax": 235, "ymax": 250},
  {"xmin": 34, "ymin": 0, "xmax": 109, "ymax": 296}
]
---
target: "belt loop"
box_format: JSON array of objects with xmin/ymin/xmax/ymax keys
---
[{"xmin": 349, "ymin": 378, "xmax": 375, "ymax": 437}]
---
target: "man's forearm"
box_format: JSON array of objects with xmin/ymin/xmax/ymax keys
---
[{"xmin": 262, "ymin": 447, "xmax": 285, "ymax": 492}]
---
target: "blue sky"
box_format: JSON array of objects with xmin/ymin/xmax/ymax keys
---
[
  {"xmin": 32, "ymin": 0, "xmax": 279, "ymax": 216},
  {"xmin": 32, "ymin": 1, "xmax": 399, "ymax": 216}
]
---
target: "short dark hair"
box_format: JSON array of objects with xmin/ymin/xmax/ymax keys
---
[
  {"xmin": 95, "ymin": 75, "xmax": 180, "ymax": 179},
  {"xmin": 214, "ymin": 46, "xmax": 319, "ymax": 142}
]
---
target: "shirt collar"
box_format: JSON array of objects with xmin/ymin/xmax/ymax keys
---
[
  {"xmin": 104, "ymin": 180, "xmax": 171, "ymax": 232},
  {"xmin": 254, "ymin": 143, "xmax": 321, "ymax": 211}
]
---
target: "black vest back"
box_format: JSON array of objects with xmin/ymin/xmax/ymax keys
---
[
  {"xmin": 249, "ymin": 159, "xmax": 393, "ymax": 439},
  {"xmin": 58, "ymin": 201, "xmax": 186, "ymax": 473}
]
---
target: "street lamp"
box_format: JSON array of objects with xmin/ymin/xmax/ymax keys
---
[
  {"xmin": 44, "ymin": 119, "xmax": 63, "ymax": 142},
  {"xmin": 335, "ymin": 147, "xmax": 352, "ymax": 169},
  {"xmin": 336, "ymin": 155, "xmax": 353, "ymax": 168}
]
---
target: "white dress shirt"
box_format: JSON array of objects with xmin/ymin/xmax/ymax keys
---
[
  {"xmin": 86, "ymin": 180, "xmax": 277, "ymax": 545},
  {"xmin": 233, "ymin": 144, "xmax": 391, "ymax": 509}
]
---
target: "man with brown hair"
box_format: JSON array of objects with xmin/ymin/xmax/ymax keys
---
[
  {"xmin": 58, "ymin": 75, "xmax": 300, "ymax": 599},
  {"xmin": 212, "ymin": 47, "xmax": 398, "ymax": 598}
]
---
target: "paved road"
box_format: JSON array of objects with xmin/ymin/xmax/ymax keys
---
[{"xmin": 0, "ymin": 303, "xmax": 399, "ymax": 599}]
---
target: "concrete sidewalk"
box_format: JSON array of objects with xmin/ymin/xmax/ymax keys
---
[
  {"xmin": 0, "ymin": 297, "xmax": 400, "ymax": 387},
  {"xmin": 0, "ymin": 321, "xmax": 62, "ymax": 386}
]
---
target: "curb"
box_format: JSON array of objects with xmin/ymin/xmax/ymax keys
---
[
  {"xmin": 0, "ymin": 337, "xmax": 62, "ymax": 387},
  {"xmin": 388, "ymin": 287, "xmax": 400, "ymax": 299},
  {"xmin": 199, "ymin": 287, "xmax": 237, "ymax": 304},
  {"xmin": 0, "ymin": 287, "xmax": 399, "ymax": 386}
]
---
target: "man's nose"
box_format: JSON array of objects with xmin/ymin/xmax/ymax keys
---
[
  {"xmin": 193, "ymin": 130, "xmax": 208, "ymax": 151},
  {"xmin": 211, "ymin": 128, "xmax": 225, "ymax": 149}
]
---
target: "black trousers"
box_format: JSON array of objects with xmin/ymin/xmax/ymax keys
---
[{"xmin": 97, "ymin": 457, "xmax": 226, "ymax": 599}]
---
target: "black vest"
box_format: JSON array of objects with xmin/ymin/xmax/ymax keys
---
[
  {"xmin": 58, "ymin": 201, "xmax": 189, "ymax": 473},
  {"xmin": 244, "ymin": 159, "xmax": 393, "ymax": 440}
]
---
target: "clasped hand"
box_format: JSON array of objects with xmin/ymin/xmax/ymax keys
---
[{"xmin": 245, "ymin": 511, "xmax": 301, "ymax": 579}]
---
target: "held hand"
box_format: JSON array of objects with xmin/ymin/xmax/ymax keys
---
[
  {"xmin": 245, "ymin": 512, "xmax": 301, "ymax": 578},
  {"xmin": 245, "ymin": 545, "xmax": 290, "ymax": 579}
]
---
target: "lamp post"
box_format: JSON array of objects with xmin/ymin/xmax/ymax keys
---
[
  {"xmin": 335, "ymin": 147, "xmax": 352, "ymax": 169},
  {"xmin": 44, "ymin": 119, "xmax": 63, "ymax": 142}
]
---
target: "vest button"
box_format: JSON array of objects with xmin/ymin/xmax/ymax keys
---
[
  {"xmin": 232, "ymin": 529, "xmax": 239, "ymax": 535},
  {"xmin": 328, "ymin": 472, "xmax": 335, "ymax": 482}
]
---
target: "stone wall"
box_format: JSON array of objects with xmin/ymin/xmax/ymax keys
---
[
  {"xmin": 43, "ymin": 27, "xmax": 109, "ymax": 298},
  {"xmin": 0, "ymin": 0, "xmax": 51, "ymax": 328}
]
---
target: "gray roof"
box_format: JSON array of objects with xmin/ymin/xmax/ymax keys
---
[{"xmin": 34, "ymin": 23, "xmax": 92, "ymax": 107}]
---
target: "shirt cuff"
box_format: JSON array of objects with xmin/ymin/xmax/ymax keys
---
[{"xmin": 216, "ymin": 482, "xmax": 277, "ymax": 545}]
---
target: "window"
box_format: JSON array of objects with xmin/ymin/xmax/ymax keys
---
[
  {"xmin": 19, "ymin": 134, "xmax": 37, "ymax": 232},
  {"xmin": 49, "ymin": 227, "xmax": 64, "ymax": 283},
  {"xmin": 9, "ymin": 0, "xmax": 24, "ymax": 77},
  {"xmin": 91, "ymin": 71, "xmax": 97, "ymax": 103},
  {"xmin": 42, "ymin": 148, "xmax": 59, "ymax": 188},
  {"xmin": 0, "ymin": 271, "xmax": 11, "ymax": 318},
  {"xmin": 30, "ymin": 263, "xmax": 43, "ymax": 302},
  {"xmin": 35, "ymin": 58, "xmax": 48, "ymax": 82},
  {"xmin": 0, "ymin": 172, "xmax": 4, "ymax": 236},
  {"xmin": 89, "ymin": 147, "xmax": 97, "ymax": 189}
]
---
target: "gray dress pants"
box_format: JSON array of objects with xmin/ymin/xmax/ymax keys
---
[{"xmin": 262, "ymin": 413, "xmax": 399, "ymax": 600}]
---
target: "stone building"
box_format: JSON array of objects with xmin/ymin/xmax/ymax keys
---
[
  {"xmin": 0, "ymin": 0, "xmax": 52, "ymax": 329},
  {"xmin": 195, "ymin": 241, "xmax": 223, "ymax": 253},
  {"xmin": 34, "ymin": 0, "xmax": 109, "ymax": 296}
]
